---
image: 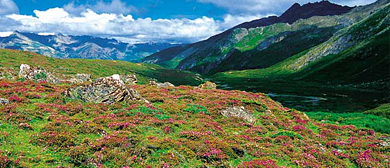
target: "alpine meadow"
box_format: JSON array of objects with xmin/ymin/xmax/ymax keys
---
[{"xmin": 0, "ymin": 0, "xmax": 389, "ymax": 167}]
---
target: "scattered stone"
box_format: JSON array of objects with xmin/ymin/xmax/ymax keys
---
[
  {"xmin": 19, "ymin": 123, "xmax": 33, "ymax": 130},
  {"xmin": 149, "ymin": 81, "xmax": 157, "ymax": 86},
  {"xmin": 198, "ymin": 81, "xmax": 217, "ymax": 89},
  {"xmin": 379, "ymin": 136, "xmax": 390, "ymax": 147},
  {"xmin": 149, "ymin": 81, "xmax": 175, "ymax": 88},
  {"xmin": 18, "ymin": 64, "xmax": 59, "ymax": 83},
  {"xmin": 0, "ymin": 98, "xmax": 9, "ymax": 105},
  {"xmin": 65, "ymin": 74, "xmax": 147, "ymax": 104},
  {"xmin": 220, "ymin": 106, "xmax": 256, "ymax": 123},
  {"xmin": 121, "ymin": 74, "xmax": 138, "ymax": 85}
]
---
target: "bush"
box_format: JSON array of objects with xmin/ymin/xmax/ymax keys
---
[{"xmin": 271, "ymin": 131, "xmax": 304, "ymax": 140}]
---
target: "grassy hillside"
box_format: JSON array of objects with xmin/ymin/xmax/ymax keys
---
[
  {"xmin": 1, "ymin": 79, "xmax": 389, "ymax": 167},
  {"xmin": 306, "ymin": 111, "xmax": 390, "ymax": 133},
  {"xmin": 363, "ymin": 104, "xmax": 390, "ymax": 119},
  {"xmin": 0, "ymin": 49, "xmax": 202, "ymax": 86},
  {"xmin": 208, "ymin": 26, "xmax": 336, "ymax": 74}
]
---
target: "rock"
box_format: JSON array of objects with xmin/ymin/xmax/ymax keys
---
[
  {"xmin": 65, "ymin": 74, "xmax": 147, "ymax": 104},
  {"xmin": 19, "ymin": 123, "xmax": 33, "ymax": 130},
  {"xmin": 64, "ymin": 74, "xmax": 92, "ymax": 84},
  {"xmin": 121, "ymin": 74, "xmax": 138, "ymax": 85},
  {"xmin": 198, "ymin": 81, "xmax": 217, "ymax": 89},
  {"xmin": 0, "ymin": 98, "xmax": 9, "ymax": 105},
  {"xmin": 149, "ymin": 81, "xmax": 175, "ymax": 88},
  {"xmin": 75, "ymin": 74, "xmax": 92, "ymax": 83},
  {"xmin": 18, "ymin": 64, "xmax": 59, "ymax": 83},
  {"xmin": 149, "ymin": 81, "xmax": 157, "ymax": 86},
  {"xmin": 220, "ymin": 106, "xmax": 256, "ymax": 123},
  {"xmin": 157, "ymin": 82, "xmax": 175, "ymax": 88},
  {"xmin": 379, "ymin": 136, "xmax": 390, "ymax": 147}
]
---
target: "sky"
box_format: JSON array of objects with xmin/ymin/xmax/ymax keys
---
[{"xmin": 0, "ymin": 0, "xmax": 377, "ymax": 43}]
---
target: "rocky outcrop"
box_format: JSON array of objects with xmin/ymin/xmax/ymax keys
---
[
  {"xmin": 64, "ymin": 74, "xmax": 92, "ymax": 84},
  {"xmin": 0, "ymin": 98, "xmax": 9, "ymax": 105},
  {"xmin": 220, "ymin": 106, "xmax": 256, "ymax": 123},
  {"xmin": 149, "ymin": 81, "xmax": 175, "ymax": 88},
  {"xmin": 18, "ymin": 64, "xmax": 59, "ymax": 83},
  {"xmin": 65, "ymin": 74, "xmax": 146, "ymax": 104},
  {"xmin": 121, "ymin": 74, "xmax": 138, "ymax": 85},
  {"xmin": 198, "ymin": 81, "xmax": 217, "ymax": 89},
  {"xmin": 75, "ymin": 74, "xmax": 92, "ymax": 83}
]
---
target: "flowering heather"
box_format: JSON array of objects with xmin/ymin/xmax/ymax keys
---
[{"xmin": 0, "ymin": 80, "xmax": 389, "ymax": 167}]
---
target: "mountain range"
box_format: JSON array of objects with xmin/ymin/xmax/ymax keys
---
[
  {"xmin": 143, "ymin": 0, "xmax": 389, "ymax": 82},
  {"xmin": 0, "ymin": 31, "xmax": 179, "ymax": 61}
]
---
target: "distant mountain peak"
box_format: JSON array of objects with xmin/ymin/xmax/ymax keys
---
[
  {"xmin": 290, "ymin": 2, "xmax": 301, "ymax": 9},
  {"xmin": 233, "ymin": 1, "xmax": 354, "ymax": 29},
  {"xmin": 9, "ymin": 30, "xmax": 30, "ymax": 41},
  {"xmin": 12, "ymin": 30, "xmax": 21, "ymax": 34},
  {"xmin": 279, "ymin": 0, "xmax": 354, "ymax": 24},
  {"xmin": 0, "ymin": 31, "xmax": 180, "ymax": 62}
]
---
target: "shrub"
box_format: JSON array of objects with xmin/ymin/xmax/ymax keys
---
[
  {"xmin": 271, "ymin": 131, "xmax": 304, "ymax": 140},
  {"xmin": 183, "ymin": 104, "xmax": 209, "ymax": 115}
]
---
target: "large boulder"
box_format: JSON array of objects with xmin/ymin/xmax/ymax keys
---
[
  {"xmin": 65, "ymin": 74, "xmax": 147, "ymax": 104},
  {"xmin": 0, "ymin": 98, "xmax": 9, "ymax": 105},
  {"xmin": 18, "ymin": 64, "xmax": 59, "ymax": 83},
  {"xmin": 220, "ymin": 106, "xmax": 256, "ymax": 123},
  {"xmin": 198, "ymin": 81, "xmax": 217, "ymax": 89},
  {"xmin": 149, "ymin": 81, "xmax": 175, "ymax": 88}
]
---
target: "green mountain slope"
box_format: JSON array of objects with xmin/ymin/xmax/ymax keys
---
[
  {"xmin": 0, "ymin": 49, "xmax": 202, "ymax": 86},
  {"xmin": 213, "ymin": 2, "xmax": 389, "ymax": 83},
  {"xmin": 143, "ymin": 1, "xmax": 358, "ymax": 74},
  {"xmin": 143, "ymin": 1, "xmax": 390, "ymax": 75},
  {"xmin": 210, "ymin": 2, "xmax": 390, "ymax": 112}
]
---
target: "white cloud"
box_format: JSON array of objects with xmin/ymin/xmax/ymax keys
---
[
  {"xmin": 197, "ymin": 0, "xmax": 377, "ymax": 15},
  {"xmin": 63, "ymin": 0, "xmax": 137, "ymax": 15},
  {"xmin": 3, "ymin": 7, "xmax": 263, "ymax": 43},
  {"xmin": 332, "ymin": 0, "xmax": 377, "ymax": 7},
  {"xmin": 0, "ymin": 31, "xmax": 13, "ymax": 37},
  {"xmin": 220, "ymin": 14, "xmax": 267, "ymax": 30},
  {"xmin": 0, "ymin": 0, "xmax": 19, "ymax": 15}
]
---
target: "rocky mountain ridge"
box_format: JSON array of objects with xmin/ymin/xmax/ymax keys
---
[{"xmin": 0, "ymin": 31, "xmax": 179, "ymax": 61}]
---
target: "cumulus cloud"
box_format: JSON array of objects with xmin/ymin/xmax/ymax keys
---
[
  {"xmin": 64, "ymin": 0, "xmax": 137, "ymax": 15},
  {"xmin": 0, "ymin": 0, "xmax": 19, "ymax": 15},
  {"xmin": 220, "ymin": 14, "xmax": 266, "ymax": 30},
  {"xmin": 332, "ymin": 0, "xmax": 377, "ymax": 7},
  {"xmin": 197, "ymin": 0, "xmax": 376, "ymax": 15},
  {"xmin": 3, "ymin": 7, "xmax": 262, "ymax": 43}
]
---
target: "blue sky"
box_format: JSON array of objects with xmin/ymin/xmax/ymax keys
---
[
  {"xmin": 0, "ymin": 0, "xmax": 377, "ymax": 43},
  {"xmin": 13, "ymin": 0, "xmax": 227, "ymax": 20}
]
